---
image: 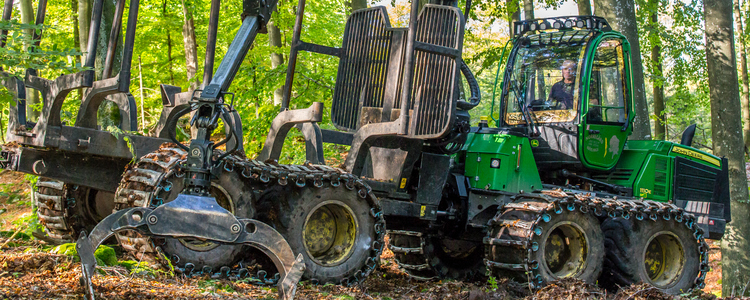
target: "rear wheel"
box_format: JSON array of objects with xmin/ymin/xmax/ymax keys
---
[
  {"xmin": 389, "ymin": 230, "xmax": 485, "ymax": 281},
  {"xmin": 256, "ymin": 183, "xmax": 383, "ymax": 285},
  {"xmin": 600, "ymin": 218, "xmax": 700, "ymax": 294},
  {"xmin": 35, "ymin": 178, "xmax": 114, "ymax": 244}
]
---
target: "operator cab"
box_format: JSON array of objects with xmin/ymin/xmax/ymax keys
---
[{"xmin": 497, "ymin": 17, "xmax": 634, "ymax": 174}]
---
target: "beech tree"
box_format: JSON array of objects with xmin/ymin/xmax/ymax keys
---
[
  {"xmin": 593, "ymin": 0, "xmax": 652, "ymax": 140},
  {"xmin": 703, "ymin": 0, "xmax": 750, "ymax": 296}
]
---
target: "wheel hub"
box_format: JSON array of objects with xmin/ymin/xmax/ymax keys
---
[
  {"xmin": 543, "ymin": 222, "xmax": 588, "ymax": 278},
  {"xmin": 644, "ymin": 231, "xmax": 685, "ymax": 287},
  {"xmin": 303, "ymin": 200, "xmax": 357, "ymax": 266},
  {"xmin": 178, "ymin": 183, "xmax": 235, "ymax": 251}
]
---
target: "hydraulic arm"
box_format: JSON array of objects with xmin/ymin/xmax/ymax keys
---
[{"xmin": 75, "ymin": 1, "xmax": 306, "ymax": 299}]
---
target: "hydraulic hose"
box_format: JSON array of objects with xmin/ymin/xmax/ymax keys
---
[{"xmin": 457, "ymin": 60, "xmax": 481, "ymax": 110}]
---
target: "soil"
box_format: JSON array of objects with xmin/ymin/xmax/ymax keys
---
[{"xmin": 0, "ymin": 170, "xmax": 733, "ymax": 299}]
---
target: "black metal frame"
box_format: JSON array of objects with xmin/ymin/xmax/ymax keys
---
[
  {"xmin": 262, "ymin": 0, "xmax": 467, "ymax": 178},
  {"xmin": 1, "ymin": 1, "xmax": 306, "ymax": 299}
]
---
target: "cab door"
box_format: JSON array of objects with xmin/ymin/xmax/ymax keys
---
[{"xmin": 579, "ymin": 35, "xmax": 633, "ymax": 170}]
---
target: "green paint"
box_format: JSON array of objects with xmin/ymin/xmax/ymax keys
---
[
  {"xmin": 578, "ymin": 32, "xmax": 634, "ymax": 171},
  {"xmin": 462, "ymin": 133, "xmax": 542, "ymax": 193},
  {"xmin": 595, "ymin": 140, "xmax": 722, "ymax": 202}
]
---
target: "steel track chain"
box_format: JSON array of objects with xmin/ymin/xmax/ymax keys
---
[
  {"xmin": 386, "ymin": 230, "xmax": 440, "ymax": 281},
  {"xmin": 115, "ymin": 144, "xmax": 386, "ymax": 287},
  {"xmin": 483, "ymin": 190, "xmax": 709, "ymax": 291}
]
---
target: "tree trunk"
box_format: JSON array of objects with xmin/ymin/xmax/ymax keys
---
[
  {"xmin": 181, "ymin": 0, "xmax": 199, "ymax": 90},
  {"xmin": 735, "ymin": 0, "xmax": 750, "ymax": 154},
  {"xmin": 95, "ymin": 0, "xmax": 121, "ymax": 129},
  {"xmin": 164, "ymin": 0, "xmax": 174, "ymax": 85},
  {"xmin": 78, "ymin": 0, "xmax": 91, "ymax": 62},
  {"xmin": 19, "ymin": 0, "xmax": 40, "ymax": 121},
  {"xmin": 523, "ymin": 0, "xmax": 533, "ymax": 20},
  {"xmin": 71, "ymin": 0, "xmax": 83, "ymax": 102},
  {"xmin": 577, "ymin": 0, "xmax": 592, "ymax": 15},
  {"xmin": 704, "ymin": 0, "xmax": 750, "ymax": 297},
  {"xmin": 650, "ymin": 1, "xmax": 666, "ymax": 140},
  {"xmin": 507, "ymin": 0, "xmax": 520, "ymax": 35},
  {"xmin": 268, "ymin": 20, "xmax": 284, "ymax": 105},
  {"xmin": 594, "ymin": 0, "xmax": 652, "ymax": 140},
  {"xmin": 95, "ymin": 0, "xmax": 120, "ymax": 80},
  {"xmin": 350, "ymin": 0, "xmax": 366, "ymax": 12}
]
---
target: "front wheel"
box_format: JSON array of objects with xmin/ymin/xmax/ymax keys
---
[
  {"xmin": 485, "ymin": 198, "xmax": 604, "ymax": 288},
  {"xmin": 256, "ymin": 181, "xmax": 384, "ymax": 285}
]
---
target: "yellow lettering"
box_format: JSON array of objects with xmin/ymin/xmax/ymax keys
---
[{"xmin": 671, "ymin": 146, "xmax": 721, "ymax": 167}]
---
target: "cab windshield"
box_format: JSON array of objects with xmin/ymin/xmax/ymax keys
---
[{"xmin": 502, "ymin": 30, "xmax": 594, "ymax": 125}]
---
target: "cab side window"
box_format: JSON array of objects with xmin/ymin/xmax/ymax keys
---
[{"xmin": 588, "ymin": 38, "xmax": 628, "ymax": 124}]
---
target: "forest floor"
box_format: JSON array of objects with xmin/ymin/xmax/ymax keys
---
[{"xmin": 0, "ymin": 170, "xmax": 738, "ymax": 300}]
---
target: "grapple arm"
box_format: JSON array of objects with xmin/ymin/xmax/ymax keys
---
[{"xmin": 77, "ymin": 205, "xmax": 305, "ymax": 300}]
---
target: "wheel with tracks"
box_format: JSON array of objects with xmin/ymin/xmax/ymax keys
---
[
  {"xmin": 113, "ymin": 145, "xmax": 255, "ymax": 270},
  {"xmin": 484, "ymin": 197, "xmax": 604, "ymax": 288},
  {"xmin": 256, "ymin": 181, "xmax": 384, "ymax": 285},
  {"xmin": 35, "ymin": 178, "xmax": 115, "ymax": 244},
  {"xmin": 389, "ymin": 229, "xmax": 485, "ymax": 281},
  {"xmin": 600, "ymin": 217, "xmax": 701, "ymax": 294}
]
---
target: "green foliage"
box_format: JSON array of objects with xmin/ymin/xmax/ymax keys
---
[
  {"xmin": 94, "ymin": 245, "xmax": 118, "ymax": 266},
  {"xmin": 50, "ymin": 243, "xmax": 78, "ymax": 257},
  {"xmin": 488, "ymin": 275, "xmax": 499, "ymax": 291},
  {"xmin": 198, "ymin": 279, "xmax": 236, "ymax": 293}
]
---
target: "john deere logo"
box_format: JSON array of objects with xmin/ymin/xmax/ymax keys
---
[{"xmin": 531, "ymin": 140, "xmax": 539, "ymax": 147}]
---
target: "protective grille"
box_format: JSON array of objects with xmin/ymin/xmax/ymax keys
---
[
  {"xmin": 673, "ymin": 157, "xmax": 718, "ymax": 202},
  {"xmin": 407, "ymin": 5, "xmax": 464, "ymax": 138},
  {"xmin": 331, "ymin": 7, "xmax": 394, "ymax": 131}
]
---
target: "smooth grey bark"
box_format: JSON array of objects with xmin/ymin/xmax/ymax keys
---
[
  {"xmin": 523, "ymin": 0, "xmax": 533, "ymax": 20},
  {"xmin": 577, "ymin": 0, "xmax": 592, "ymax": 15},
  {"xmin": 735, "ymin": 0, "xmax": 750, "ymax": 154},
  {"xmin": 95, "ymin": 0, "xmax": 120, "ymax": 80},
  {"xmin": 94, "ymin": 0, "xmax": 121, "ymax": 129},
  {"xmin": 350, "ymin": 0, "xmax": 367, "ymax": 11},
  {"xmin": 704, "ymin": 0, "xmax": 750, "ymax": 297},
  {"xmin": 268, "ymin": 20, "xmax": 284, "ymax": 105},
  {"xmin": 164, "ymin": 0, "xmax": 174, "ymax": 85},
  {"xmin": 20, "ymin": 0, "xmax": 39, "ymax": 121},
  {"xmin": 507, "ymin": 0, "xmax": 520, "ymax": 35},
  {"xmin": 71, "ymin": 0, "xmax": 82, "ymax": 101},
  {"xmin": 650, "ymin": 1, "xmax": 666, "ymax": 140},
  {"xmin": 181, "ymin": 0, "xmax": 199, "ymax": 90},
  {"xmin": 78, "ymin": 0, "xmax": 92, "ymax": 61},
  {"xmin": 594, "ymin": 0, "xmax": 652, "ymax": 140}
]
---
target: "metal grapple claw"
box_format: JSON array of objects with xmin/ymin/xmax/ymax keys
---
[{"xmin": 76, "ymin": 195, "xmax": 306, "ymax": 300}]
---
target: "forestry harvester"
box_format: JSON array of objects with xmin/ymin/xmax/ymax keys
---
[
  {"xmin": 0, "ymin": 0, "xmax": 729, "ymax": 297},
  {"xmin": 1, "ymin": 0, "xmax": 387, "ymax": 299},
  {"xmin": 266, "ymin": 0, "xmax": 729, "ymax": 294}
]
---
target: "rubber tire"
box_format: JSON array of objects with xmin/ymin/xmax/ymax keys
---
[
  {"xmin": 35, "ymin": 178, "xmax": 114, "ymax": 243},
  {"xmin": 256, "ymin": 184, "xmax": 377, "ymax": 284},
  {"xmin": 390, "ymin": 232, "xmax": 486, "ymax": 281},
  {"xmin": 114, "ymin": 147, "xmax": 255, "ymax": 271},
  {"xmin": 600, "ymin": 218, "xmax": 700, "ymax": 294},
  {"xmin": 532, "ymin": 209, "xmax": 604, "ymax": 284},
  {"xmin": 155, "ymin": 170, "xmax": 255, "ymax": 270}
]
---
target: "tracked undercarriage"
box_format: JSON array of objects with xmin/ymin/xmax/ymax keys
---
[
  {"xmin": 113, "ymin": 145, "xmax": 385, "ymax": 285},
  {"xmin": 0, "ymin": 0, "xmax": 729, "ymax": 297}
]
